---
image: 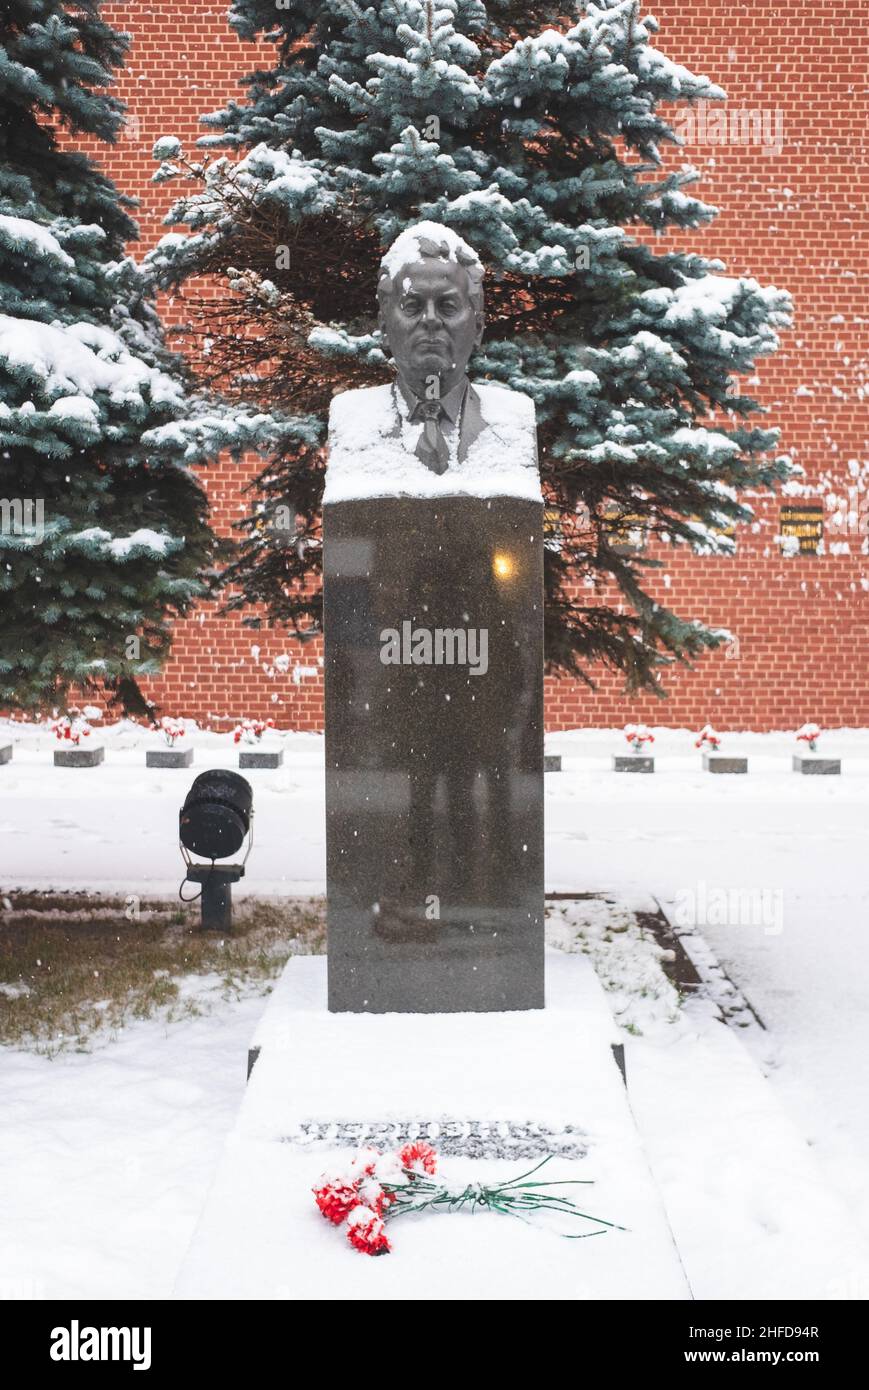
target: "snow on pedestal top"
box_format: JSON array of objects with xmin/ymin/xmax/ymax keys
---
[{"xmin": 323, "ymin": 380, "xmax": 542, "ymax": 504}]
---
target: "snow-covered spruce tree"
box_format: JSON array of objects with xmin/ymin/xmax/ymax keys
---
[
  {"xmin": 148, "ymin": 0, "xmax": 792, "ymax": 689},
  {"xmin": 0, "ymin": 1, "xmax": 219, "ymax": 714}
]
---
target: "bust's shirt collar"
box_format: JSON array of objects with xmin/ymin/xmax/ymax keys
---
[{"xmin": 394, "ymin": 373, "xmax": 468, "ymax": 424}]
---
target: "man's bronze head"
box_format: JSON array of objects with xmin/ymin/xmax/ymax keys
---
[{"xmin": 377, "ymin": 224, "xmax": 485, "ymax": 397}]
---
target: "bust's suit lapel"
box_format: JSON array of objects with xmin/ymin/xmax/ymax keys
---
[
  {"xmin": 458, "ymin": 382, "xmax": 484, "ymax": 462},
  {"xmin": 463, "ymin": 383, "xmax": 516, "ymax": 461},
  {"xmin": 383, "ymin": 382, "xmax": 405, "ymax": 443}
]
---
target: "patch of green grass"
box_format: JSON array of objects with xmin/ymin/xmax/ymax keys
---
[{"xmin": 0, "ymin": 893, "xmax": 325, "ymax": 1055}]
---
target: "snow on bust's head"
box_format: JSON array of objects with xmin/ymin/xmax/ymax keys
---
[{"xmin": 378, "ymin": 221, "xmax": 484, "ymax": 310}]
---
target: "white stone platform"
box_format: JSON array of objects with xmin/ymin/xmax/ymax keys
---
[{"xmin": 174, "ymin": 951, "xmax": 689, "ymax": 1299}]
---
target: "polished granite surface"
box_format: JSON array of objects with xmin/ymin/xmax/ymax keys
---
[{"xmin": 324, "ymin": 495, "xmax": 544, "ymax": 1012}]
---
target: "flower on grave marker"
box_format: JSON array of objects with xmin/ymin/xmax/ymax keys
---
[
  {"xmin": 695, "ymin": 724, "xmax": 721, "ymax": 751},
  {"xmin": 624, "ymin": 724, "xmax": 654, "ymax": 754},
  {"xmin": 51, "ymin": 711, "xmax": 92, "ymax": 745},
  {"xmin": 232, "ymin": 717, "xmax": 275, "ymax": 745},
  {"xmin": 312, "ymin": 1145, "xmax": 622, "ymax": 1256},
  {"xmin": 313, "ymin": 1177, "xmax": 360, "ymax": 1226},
  {"xmin": 796, "ymin": 721, "xmax": 821, "ymax": 752},
  {"xmin": 159, "ymin": 716, "xmax": 186, "ymax": 746},
  {"xmin": 356, "ymin": 1174, "xmax": 389, "ymax": 1215},
  {"xmin": 346, "ymin": 1205, "xmax": 391, "ymax": 1256},
  {"xmin": 398, "ymin": 1140, "xmax": 438, "ymax": 1176}
]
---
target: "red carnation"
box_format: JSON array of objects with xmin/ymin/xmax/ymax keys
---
[
  {"xmin": 357, "ymin": 1173, "xmax": 389, "ymax": 1215},
  {"xmin": 312, "ymin": 1178, "xmax": 359, "ymax": 1226},
  {"xmin": 346, "ymin": 1205, "xmax": 391, "ymax": 1256},
  {"xmin": 398, "ymin": 1140, "xmax": 438, "ymax": 1177}
]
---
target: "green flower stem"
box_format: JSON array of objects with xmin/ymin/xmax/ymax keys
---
[{"xmin": 382, "ymin": 1157, "xmax": 626, "ymax": 1237}]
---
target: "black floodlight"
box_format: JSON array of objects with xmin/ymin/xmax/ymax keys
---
[
  {"xmin": 180, "ymin": 769, "xmax": 253, "ymax": 859},
  {"xmin": 179, "ymin": 770, "xmax": 254, "ymax": 930}
]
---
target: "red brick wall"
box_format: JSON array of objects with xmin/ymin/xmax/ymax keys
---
[{"xmin": 79, "ymin": 2, "xmax": 867, "ymax": 730}]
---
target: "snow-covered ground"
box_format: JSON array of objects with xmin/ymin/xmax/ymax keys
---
[
  {"xmin": 545, "ymin": 726, "xmax": 869, "ymax": 1260},
  {"xmin": 1, "ymin": 720, "xmax": 868, "ymax": 1298},
  {"xmin": 0, "ymin": 992, "xmax": 263, "ymax": 1299}
]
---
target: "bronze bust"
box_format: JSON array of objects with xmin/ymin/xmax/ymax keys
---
[{"xmin": 323, "ymin": 221, "xmax": 540, "ymax": 503}]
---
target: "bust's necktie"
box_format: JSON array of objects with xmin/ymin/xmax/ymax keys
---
[{"xmin": 415, "ymin": 399, "xmax": 450, "ymax": 475}]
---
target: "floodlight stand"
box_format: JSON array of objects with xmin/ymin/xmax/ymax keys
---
[
  {"xmin": 185, "ymin": 864, "xmax": 245, "ymax": 931},
  {"xmin": 179, "ymin": 815, "xmax": 254, "ymax": 931}
]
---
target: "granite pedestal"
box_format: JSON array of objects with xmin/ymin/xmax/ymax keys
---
[
  {"xmin": 614, "ymin": 756, "xmax": 655, "ymax": 773},
  {"xmin": 324, "ymin": 495, "xmax": 544, "ymax": 1014},
  {"xmin": 174, "ymin": 952, "xmax": 690, "ymax": 1301},
  {"xmin": 792, "ymin": 755, "xmax": 840, "ymax": 775},
  {"xmin": 54, "ymin": 746, "xmax": 104, "ymax": 768},
  {"xmin": 239, "ymin": 748, "xmax": 284, "ymax": 770},
  {"xmin": 0, "ymin": 744, "xmax": 11, "ymax": 765},
  {"xmin": 702, "ymin": 754, "xmax": 748, "ymax": 774},
  {"xmin": 146, "ymin": 746, "xmax": 193, "ymax": 769}
]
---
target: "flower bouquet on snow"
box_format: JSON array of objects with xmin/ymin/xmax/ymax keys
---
[
  {"xmin": 51, "ymin": 710, "xmax": 92, "ymax": 745},
  {"xmin": 313, "ymin": 1142, "xmax": 622, "ymax": 1256},
  {"xmin": 694, "ymin": 723, "xmax": 721, "ymax": 752},
  {"xmin": 796, "ymin": 721, "xmax": 821, "ymax": 753},
  {"xmin": 624, "ymin": 723, "xmax": 654, "ymax": 754},
  {"xmin": 232, "ymin": 717, "xmax": 274, "ymax": 745},
  {"xmin": 157, "ymin": 716, "xmax": 186, "ymax": 746}
]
